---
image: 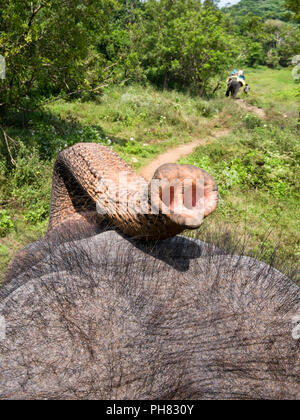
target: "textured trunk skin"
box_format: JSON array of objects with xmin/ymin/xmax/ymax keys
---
[
  {"xmin": 1, "ymin": 227, "xmax": 299, "ymax": 400},
  {"xmin": 49, "ymin": 144, "xmax": 190, "ymax": 239},
  {"xmin": 48, "ymin": 143, "xmax": 218, "ymax": 240}
]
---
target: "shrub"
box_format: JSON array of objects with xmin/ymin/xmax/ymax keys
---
[
  {"xmin": 180, "ymin": 124, "xmax": 300, "ymax": 200},
  {"xmin": 242, "ymin": 113, "xmax": 262, "ymax": 129},
  {"xmin": 0, "ymin": 211, "xmax": 14, "ymax": 237}
]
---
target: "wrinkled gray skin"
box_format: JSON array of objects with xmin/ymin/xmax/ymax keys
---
[{"xmin": 0, "ymin": 221, "xmax": 299, "ymax": 400}]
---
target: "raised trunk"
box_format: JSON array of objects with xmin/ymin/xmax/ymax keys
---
[{"xmin": 48, "ymin": 143, "xmax": 218, "ymax": 240}]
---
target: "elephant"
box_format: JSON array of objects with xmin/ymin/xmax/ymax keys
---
[
  {"xmin": 226, "ymin": 79, "xmax": 249, "ymax": 99},
  {"xmin": 0, "ymin": 144, "xmax": 299, "ymax": 400},
  {"xmin": 226, "ymin": 79, "xmax": 243, "ymax": 99}
]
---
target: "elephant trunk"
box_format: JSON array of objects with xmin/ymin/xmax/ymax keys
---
[{"xmin": 49, "ymin": 143, "xmax": 218, "ymax": 240}]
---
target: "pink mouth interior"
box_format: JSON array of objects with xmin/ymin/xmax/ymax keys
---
[{"xmin": 161, "ymin": 183, "xmax": 203, "ymax": 216}]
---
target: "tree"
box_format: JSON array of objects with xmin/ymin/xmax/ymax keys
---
[
  {"xmin": 173, "ymin": 8, "xmax": 237, "ymax": 94},
  {"xmin": 0, "ymin": 0, "xmax": 116, "ymax": 118},
  {"xmin": 137, "ymin": 0, "xmax": 238, "ymax": 94},
  {"xmin": 285, "ymin": 0, "xmax": 300, "ymax": 14},
  {"xmin": 232, "ymin": 12, "xmax": 300, "ymax": 67},
  {"xmin": 224, "ymin": 0, "xmax": 292, "ymax": 22},
  {"xmin": 285, "ymin": 0, "xmax": 300, "ymax": 21},
  {"xmin": 95, "ymin": 0, "xmax": 146, "ymax": 83},
  {"xmin": 276, "ymin": 23, "xmax": 300, "ymax": 66},
  {"xmin": 203, "ymin": 0, "xmax": 220, "ymax": 8}
]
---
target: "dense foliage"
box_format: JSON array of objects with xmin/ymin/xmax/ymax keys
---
[
  {"xmin": 134, "ymin": 0, "xmax": 236, "ymax": 93},
  {"xmin": 236, "ymin": 16, "xmax": 300, "ymax": 67},
  {"xmin": 223, "ymin": 0, "xmax": 300, "ymax": 67},
  {"xmin": 0, "ymin": 0, "xmax": 117, "ymax": 117},
  {"xmin": 224, "ymin": 0, "xmax": 292, "ymax": 22},
  {"xmin": 1, "ymin": 0, "xmax": 299, "ymax": 117},
  {"xmin": 285, "ymin": 0, "xmax": 300, "ymax": 21}
]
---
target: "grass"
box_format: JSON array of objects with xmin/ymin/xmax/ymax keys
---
[
  {"xmin": 244, "ymin": 66, "xmax": 300, "ymax": 117},
  {"xmin": 47, "ymin": 84, "xmax": 231, "ymax": 169},
  {"xmin": 0, "ymin": 68, "xmax": 299, "ymax": 285},
  {"xmin": 180, "ymin": 122, "xmax": 300, "ymax": 281}
]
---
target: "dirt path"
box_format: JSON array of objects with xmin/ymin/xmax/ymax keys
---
[
  {"xmin": 139, "ymin": 128, "xmax": 231, "ymax": 180},
  {"xmin": 236, "ymin": 99, "xmax": 266, "ymax": 119},
  {"xmin": 139, "ymin": 100, "xmax": 265, "ymax": 180}
]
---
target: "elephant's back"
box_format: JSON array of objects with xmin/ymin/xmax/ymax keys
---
[
  {"xmin": 1, "ymin": 230, "xmax": 218, "ymax": 298},
  {"xmin": 0, "ymin": 230, "xmax": 299, "ymax": 400}
]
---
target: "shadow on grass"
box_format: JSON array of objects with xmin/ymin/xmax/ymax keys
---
[{"xmin": 0, "ymin": 106, "xmax": 129, "ymax": 163}]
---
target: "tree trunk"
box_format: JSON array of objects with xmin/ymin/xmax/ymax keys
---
[{"xmin": 163, "ymin": 72, "xmax": 169, "ymax": 91}]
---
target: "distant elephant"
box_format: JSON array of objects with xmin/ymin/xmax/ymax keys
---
[
  {"xmin": 226, "ymin": 79, "xmax": 244, "ymax": 99},
  {"xmin": 0, "ymin": 144, "xmax": 299, "ymax": 400}
]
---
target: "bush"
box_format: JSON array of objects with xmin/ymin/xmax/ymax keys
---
[
  {"xmin": 0, "ymin": 144, "xmax": 52, "ymax": 226},
  {"xmin": 0, "ymin": 211, "xmax": 14, "ymax": 237},
  {"xmin": 242, "ymin": 113, "xmax": 262, "ymax": 129},
  {"xmin": 180, "ymin": 123, "xmax": 300, "ymax": 200}
]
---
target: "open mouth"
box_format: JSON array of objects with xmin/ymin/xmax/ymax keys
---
[
  {"xmin": 151, "ymin": 162, "xmax": 218, "ymax": 230},
  {"xmin": 159, "ymin": 180, "xmax": 205, "ymax": 227}
]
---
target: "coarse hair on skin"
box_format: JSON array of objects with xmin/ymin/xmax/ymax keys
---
[{"xmin": 0, "ymin": 222, "xmax": 300, "ymax": 400}]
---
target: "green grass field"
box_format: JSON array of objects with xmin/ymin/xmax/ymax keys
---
[
  {"xmin": 245, "ymin": 66, "xmax": 299, "ymax": 116},
  {"xmin": 180, "ymin": 124, "xmax": 300, "ymax": 279},
  {"xmin": 0, "ymin": 67, "xmax": 299, "ymax": 285}
]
